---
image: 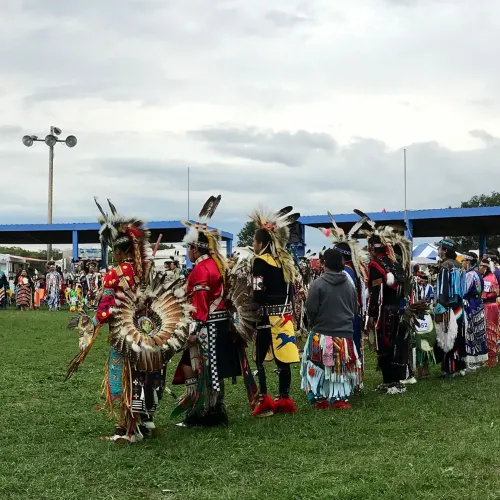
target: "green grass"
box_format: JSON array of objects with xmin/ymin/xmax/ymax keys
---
[{"xmin": 2, "ymin": 309, "xmax": 500, "ymax": 500}]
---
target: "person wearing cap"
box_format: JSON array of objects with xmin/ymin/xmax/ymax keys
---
[
  {"xmin": 479, "ymin": 257, "xmax": 500, "ymax": 367},
  {"xmin": 417, "ymin": 270, "xmax": 434, "ymax": 304},
  {"xmin": 462, "ymin": 252, "xmax": 487, "ymax": 370},
  {"xmin": 434, "ymin": 238, "xmax": 467, "ymax": 377}
]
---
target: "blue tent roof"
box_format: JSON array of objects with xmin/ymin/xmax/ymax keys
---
[{"xmin": 413, "ymin": 243, "xmax": 437, "ymax": 260}]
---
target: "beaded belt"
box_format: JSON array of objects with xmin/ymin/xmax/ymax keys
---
[
  {"xmin": 208, "ymin": 310, "xmax": 229, "ymax": 322},
  {"xmin": 261, "ymin": 303, "xmax": 292, "ymax": 316}
]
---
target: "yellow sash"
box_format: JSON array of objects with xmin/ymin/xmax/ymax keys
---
[{"xmin": 253, "ymin": 253, "xmax": 300, "ymax": 364}]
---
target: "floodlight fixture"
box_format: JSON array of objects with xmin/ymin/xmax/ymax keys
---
[
  {"xmin": 65, "ymin": 135, "xmax": 77, "ymax": 148},
  {"xmin": 22, "ymin": 135, "xmax": 33, "ymax": 147},
  {"xmin": 22, "ymin": 126, "xmax": 78, "ymax": 260},
  {"xmin": 44, "ymin": 134, "xmax": 57, "ymax": 147}
]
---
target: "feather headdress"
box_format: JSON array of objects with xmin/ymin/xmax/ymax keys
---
[
  {"xmin": 354, "ymin": 209, "xmax": 398, "ymax": 261},
  {"xmin": 387, "ymin": 230, "xmax": 412, "ymax": 279},
  {"xmin": 353, "ymin": 208, "xmax": 411, "ymax": 276},
  {"xmin": 182, "ymin": 195, "xmax": 227, "ymax": 278},
  {"xmin": 249, "ymin": 205, "xmax": 300, "ymax": 283},
  {"xmin": 94, "ymin": 197, "xmax": 152, "ymax": 281},
  {"xmin": 317, "ymin": 210, "xmax": 368, "ymax": 281}
]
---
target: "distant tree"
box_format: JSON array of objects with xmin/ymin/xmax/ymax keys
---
[
  {"xmin": 0, "ymin": 246, "xmax": 62, "ymax": 261},
  {"xmin": 454, "ymin": 191, "xmax": 500, "ymax": 252},
  {"xmin": 154, "ymin": 243, "xmax": 175, "ymax": 251},
  {"xmin": 237, "ymin": 221, "xmax": 257, "ymax": 247}
]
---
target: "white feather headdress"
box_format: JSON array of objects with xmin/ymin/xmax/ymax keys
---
[
  {"xmin": 354, "ymin": 209, "xmax": 411, "ymax": 276},
  {"xmin": 317, "ymin": 210, "xmax": 368, "ymax": 281},
  {"xmin": 249, "ymin": 205, "xmax": 300, "ymax": 283},
  {"xmin": 94, "ymin": 197, "xmax": 152, "ymax": 280},
  {"xmin": 182, "ymin": 195, "xmax": 227, "ymax": 277}
]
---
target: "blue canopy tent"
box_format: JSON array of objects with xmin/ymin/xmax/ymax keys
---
[{"xmin": 412, "ymin": 243, "xmax": 438, "ymax": 263}]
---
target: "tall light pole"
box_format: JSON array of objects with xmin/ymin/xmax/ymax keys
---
[{"xmin": 22, "ymin": 126, "xmax": 78, "ymax": 260}]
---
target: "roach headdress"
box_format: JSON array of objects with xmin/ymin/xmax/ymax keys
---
[
  {"xmin": 354, "ymin": 209, "xmax": 411, "ymax": 277},
  {"xmin": 250, "ymin": 205, "xmax": 300, "ymax": 283},
  {"xmin": 317, "ymin": 211, "xmax": 368, "ymax": 281},
  {"xmin": 94, "ymin": 197, "xmax": 151, "ymax": 281},
  {"xmin": 182, "ymin": 195, "xmax": 227, "ymax": 278}
]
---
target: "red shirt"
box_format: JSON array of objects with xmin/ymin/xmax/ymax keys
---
[
  {"xmin": 95, "ymin": 261, "xmax": 136, "ymax": 324},
  {"xmin": 187, "ymin": 255, "xmax": 225, "ymax": 322}
]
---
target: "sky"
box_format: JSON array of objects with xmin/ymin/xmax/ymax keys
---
[{"xmin": 1, "ymin": 0, "xmax": 500, "ymax": 251}]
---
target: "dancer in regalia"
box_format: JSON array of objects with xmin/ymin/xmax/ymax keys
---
[
  {"xmin": 172, "ymin": 196, "xmax": 256, "ymax": 427},
  {"xmin": 412, "ymin": 269, "xmax": 437, "ymax": 378},
  {"xmin": 250, "ymin": 206, "xmax": 301, "ymax": 417},
  {"xmin": 461, "ymin": 252, "xmax": 487, "ymax": 370},
  {"xmin": 0, "ymin": 269, "xmax": 9, "ymax": 310},
  {"xmin": 364, "ymin": 224, "xmax": 409, "ymax": 393},
  {"xmin": 434, "ymin": 238, "xmax": 467, "ymax": 377},
  {"xmin": 16, "ymin": 270, "xmax": 32, "ymax": 311},
  {"xmin": 66, "ymin": 199, "xmax": 190, "ymax": 443},
  {"xmin": 479, "ymin": 257, "xmax": 500, "ymax": 367},
  {"xmin": 46, "ymin": 262, "xmax": 62, "ymax": 311}
]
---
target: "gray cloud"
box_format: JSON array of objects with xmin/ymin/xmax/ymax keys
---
[
  {"xmin": 469, "ymin": 129, "xmax": 500, "ymax": 146},
  {"xmin": 9, "ymin": 126, "xmax": 492, "ymax": 222},
  {"xmin": 0, "ymin": 126, "xmax": 24, "ymax": 144},
  {"xmin": 189, "ymin": 127, "xmax": 337, "ymax": 167},
  {"xmin": 265, "ymin": 9, "xmax": 311, "ymax": 27}
]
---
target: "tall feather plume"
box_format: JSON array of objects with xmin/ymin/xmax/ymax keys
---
[
  {"xmin": 107, "ymin": 199, "xmax": 118, "ymax": 216},
  {"xmin": 318, "ymin": 211, "xmax": 368, "ymax": 282},
  {"xmin": 353, "ymin": 209, "xmax": 376, "ymax": 229},
  {"xmin": 198, "ymin": 194, "xmax": 221, "ymax": 221},
  {"xmin": 181, "ymin": 195, "xmax": 227, "ymax": 277},
  {"xmin": 327, "ymin": 211, "xmax": 341, "ymax": 232},
  {"xmin": 276, "ymin": 206, "xmax": 293, "ymax": 218},
  {"xmin": 94, "ymin": 194, "xmax": 152, "ymax": 279},
  {"xmin": 94, "ymin": 197, "xmax": 108, "ymax": 221},
  {"xmin": 348, "ymin": 215, "xmax": 369, "ymax": 240},
  {"xmin": 357, "ymin": 209, "xmax": 406, "ymax": 266}
]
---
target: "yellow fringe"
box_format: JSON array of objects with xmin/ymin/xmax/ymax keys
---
[
  {"xmin": 119, "ymin": 360, "xmax": 134, "ymax": 431},
  {"xmin": 101, "ymin": 355, "xmax": 117, "ymax": 419}
]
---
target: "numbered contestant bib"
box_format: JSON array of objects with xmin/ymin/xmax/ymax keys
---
[
  {"xmin": 415, "ymin": 314, "xmax": 433, "ymax": 334},
  {"xmin": 484, "ymin": 281, "xmax": 492, "ymax": 293}
]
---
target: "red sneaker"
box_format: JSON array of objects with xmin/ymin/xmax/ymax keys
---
[
  {"xmin": 330, "ymin": 400, "xmax": 352, "ymax": 410},
  {"xmin": 315, "ymin": 400, "xmax": 330, "ymax": 410},
  {"xmin": 274, "ymin": 396, "xmax": 298, "ymax": 414},
  {"xmin": 251, "ymin": 394, "xmax": 276, "ymax": 417}
]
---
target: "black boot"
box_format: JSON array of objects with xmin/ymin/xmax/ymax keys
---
[
  {"xmin": 182, "ymin": 410, "xmax": 208, "ymax": 428},
  {"xmin": 206, "ymin": 403, "xmax": 229, "ymax": 427}
]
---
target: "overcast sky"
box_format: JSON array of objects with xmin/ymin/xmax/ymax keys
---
[{"xmin": 1, "ymin": 0, "xmax": 500, "ymax": 250}]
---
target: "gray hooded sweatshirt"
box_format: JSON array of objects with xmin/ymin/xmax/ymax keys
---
[{"xmin": 305, "ymin": 270, "xmax": 357, "ymax": 338}]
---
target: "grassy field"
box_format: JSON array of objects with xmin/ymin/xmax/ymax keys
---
[{"xmin": 2, "ymin": 310, "xmax": 500, "ymax": 500}]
